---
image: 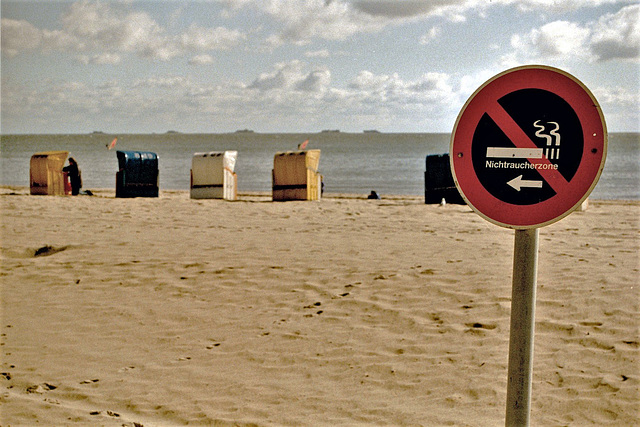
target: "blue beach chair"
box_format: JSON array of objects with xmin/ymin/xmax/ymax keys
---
[{"xmin": 115, "ymin": 150, "xmax": 159, "ymax": 198}]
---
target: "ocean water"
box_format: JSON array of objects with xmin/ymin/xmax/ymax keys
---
[{"xmin": 1, "ymin": 132, "xmax": 638, "ymax": 199}]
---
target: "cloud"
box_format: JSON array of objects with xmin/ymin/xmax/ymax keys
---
[
  {"xmin": 180, "ymin": 24, "xmax": 245, "ymax": 51},
  {"xmin": 594, "ymin": 83, "xmax": 640, "ymax": 106},
  {"xmin": 77, "ymin": 53, "xmax": 122, "ymax": 65},
  {"xmin": 189, "ymin": 54, "xmax": 215, "ymax": 65},
  {"xmin": 348, "ymin": 70, "xmax": 456, "ymax": 106},
  {"xmin": 1, "ymin": 1, "xmax": 245, "ymax": 61},
  {"xmin": 352, "ymin": 0, "xmax": 458, "ymax": 18},
  {"xmin": 260, "ymin": 0, "xmax": 381, "ymax": 47},
  {"xmin": 419, "ymin": 27, "xmax": 441, "ymax": 45},
  {"xmin": 591, "ymin": 82, "xmax": 640, "ymax": 132},
  {"xmin": 237, "ymin": 66, "xmax": 459, "ymax": 131},
  {"xmin": 505, "ymin": 4, "xmax": 640, "ymax": 64},
  {"xmin": 349, "ymin": 70, "xmax": 395, "ymax": 91},
  {"xmin": 2, "ymin": 0, "xmax": 637, "ymax": 133},
  {"xmin": 59, "ymin": 1, "xmax": 169, "ymax": 54},
  {"xmin": 1, "ymin": 19, "xmax": 43, "ymax": 57},
  {"xmin": 248, "ymin": 60, "xmax": 331, "ymax": 92},
  {"xmin": 508, "ymin": 0, "xmax": 633, "ymax": 13},
  {"xmin": 591, "ymin": 4, "xmax": 640, "ymax": 61},
  {"xmin": 4, "ymin": 61, "xmax": 455, "ymax": 132},
  {"xmin": 133, "ymin": 76, "xmax": 192, "ymax": 89},
  {"xmin": 296, "ymin": 69, "xmax": 331, "ymax": 92},
  {"xmin": 254, "ymin": 0, "xmax": 481, "ymax": 47},
  {"xmin": 512, "ymin": 21, "xmax": 591, "ymax": 58},
  {"xmin": 254, "ymin": 0, "xmax": 627, "ymax": 47},
  {"xmin": 305, "ymin": 49, "xmax": 330, "ymax": 58}
]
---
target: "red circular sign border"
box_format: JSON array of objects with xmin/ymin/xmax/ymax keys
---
[{"xmin": 450, "ymin": 65, "xmax": 607, "ymax": 229}]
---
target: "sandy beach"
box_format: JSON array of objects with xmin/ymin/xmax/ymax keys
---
[{"xmin": 1, "ymin": 187, "xmax": 638, "ymax": 426}]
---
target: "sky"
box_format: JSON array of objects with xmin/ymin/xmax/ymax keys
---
[{"xmin": 1, "ymin": 0, "xmax": 639, "ymax": 134}]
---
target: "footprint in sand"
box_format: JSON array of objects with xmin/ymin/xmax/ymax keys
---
[
  {"xmin": 32, "ymin": 245, "xmax": 68, "ymax": 257},
  {"xmin": 2, "ymin": 246, "xmax": 68, "ymax": 259},
  {"xmin": 90, "ymin": 410, "xmax": 120, "ymax": 417},
  {"xmin": 26, "ymin": 383, "xmax": 57, "ymax": 393},
  {"xmin": 465, "ymin": 322, "xmax": 498, "ymax": 332}
]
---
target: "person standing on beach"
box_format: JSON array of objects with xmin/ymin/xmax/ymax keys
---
[{"xmin": 63, "ymin": 157, "xmax": 82, "ymax": 195}]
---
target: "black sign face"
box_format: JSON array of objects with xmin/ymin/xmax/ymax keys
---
[{"xmin": 471, "ymin": 89, "xmax": 583, "ymax": 205}]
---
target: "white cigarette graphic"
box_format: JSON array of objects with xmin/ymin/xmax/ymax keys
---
[{"xmin": 486, "ymin": 147, "xmax": 544, "ymax": 159}]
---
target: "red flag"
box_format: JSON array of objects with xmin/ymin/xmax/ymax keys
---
[{"xmin": 298, "ymin": 139, "xmax": 309, "ymax": 150}]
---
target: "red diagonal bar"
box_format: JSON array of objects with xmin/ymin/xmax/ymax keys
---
[{"xmin": 486, "ymin": 101, "xmax": 569, "ymax": 194}]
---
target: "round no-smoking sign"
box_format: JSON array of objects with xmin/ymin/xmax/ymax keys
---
[{"xmin": 450, "ymin": 65, "xmax": 607, "ymax": 229}]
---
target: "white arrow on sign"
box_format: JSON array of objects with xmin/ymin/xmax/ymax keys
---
[{"xmin": 508, "ymin": 175, "xmax": 543, "ymax": 191}]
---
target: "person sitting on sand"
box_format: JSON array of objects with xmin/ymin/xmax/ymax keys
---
[
  {"xmin": 63, "ymin": 157, "xmax": 82, "ymax": 196},
  {"xmin": 367, "ymin": 190, "xmax": 380, "ymax": 200}
]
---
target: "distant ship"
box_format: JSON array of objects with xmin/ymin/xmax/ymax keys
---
[
  {"xmin": 320, "ymin": 129, "xmax": 340, "ymax": 133},
  {"xmin": 363, "ymin": 130, "xmax": 380, "ymax": 133},
  {"xmin": 235, "ymin": 129, "xmax": 255, "ymax": 133}
]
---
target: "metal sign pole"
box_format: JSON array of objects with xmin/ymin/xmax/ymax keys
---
[{"xmin": 505, "ymin": 228, "xmax": 539, "ymax": 426}]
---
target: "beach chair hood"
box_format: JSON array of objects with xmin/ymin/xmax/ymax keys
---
[
  {"xmin": 115, "ymin": 150, "xmax": 159, "ymax": 197},
  {"xmin": 190, "ymin": 151, "xmax": 238, "ymax": 200},
  {"xmin": 272, "ymin": 149, "xmax": 322, "ymax": 201},
  {"xmin": 30, "ymin": 151, "xmax": 69, "ymax": 195}
]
